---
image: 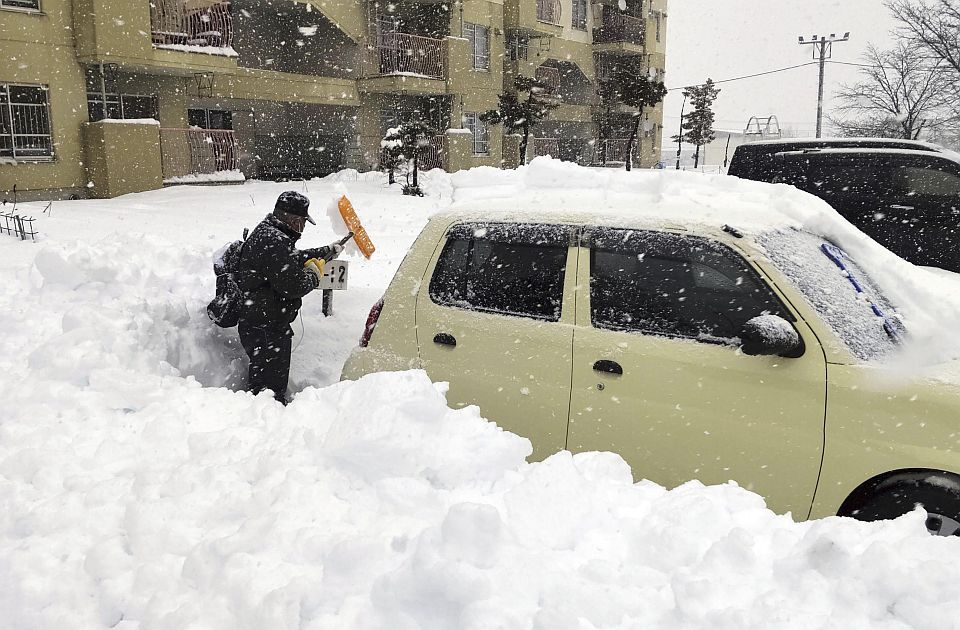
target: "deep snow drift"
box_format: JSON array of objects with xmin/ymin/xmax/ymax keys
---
[{"xmin": 2, "ymin": 160, "xmax": 960, "ymax": 629}]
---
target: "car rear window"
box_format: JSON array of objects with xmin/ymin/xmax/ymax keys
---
[
  {"xmin": 588, "ymin": 228, "xmax": 791, "ymax": 342},
  {"xmin": 429, "ymin": 222, "xmax": 570, "ymax": 321},
  {"xmin": 758, "ymin": 229, "xmax": 905, "ymax": 360}
]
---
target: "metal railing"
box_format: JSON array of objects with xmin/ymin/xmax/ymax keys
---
[
  {"xmin": 1, "ymin": 210, "xmax": 38, "ymax": 241},
  {"xmin": 159, "ymin": 128, "xmax": 239, "ymax": 181},
  {"xmin": 535, "ymin": 66, "xmax": 561, "ymax": 94},
  {"xmin": 593, "ymin": 8, "xmax": 645, "ymax": 46},
  {"xmin": 150, "ymin": 0, "xmax": 233, "ymax": 48},
  {"xmin": 371, "ymin": 32, "xmax": 446, "ymax": 80},
  {"xmin": 536, "ymin": 0, "xmax": 562, "ymax": 25},
  {"xmin": 595, "ymin": 138, "xmax": 630, "ymax": 165},
  {"xmin": 379, "ymin": 134, "xmax": 446, "ymax": 171},
  {"xmin": 533, "ymin": 137, "xmax": 560, "ymax": 158},
  {"xmin": 1, "ymin": 87, "xmax": 53, "ymax": 160}
]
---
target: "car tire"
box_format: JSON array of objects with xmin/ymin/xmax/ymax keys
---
[{"xmin": 843, "ymin": 477, "xmax": 960, "ymax": 537}]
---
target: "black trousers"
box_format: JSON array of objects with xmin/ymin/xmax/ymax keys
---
[{"xmin": 238, "ymin": 322, "xmax": 293, "ymax": 404}]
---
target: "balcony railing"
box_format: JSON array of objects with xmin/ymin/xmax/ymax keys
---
[
  {"xmin": 594, "ymin": 138, "xmax": 630, "ymax": 165},
  {"xmin": 534, "ymin": 66, "xmax": 561, "ymax": 95},
  {"xmin": 371, "ymin": 32, "xmax": 446, "ymax": 80},
  {"xmin": 159, "ymin": 128, "xmax": 240, "ymax": 181},
  {"xmin": 533, "ymin": 137, "xmax": 560, "ymax": 158},
  {"xmin": 379, "ymin": 135, "xmax": 447, "ymax": 171},
  {"xmin": 536, "ymin": 0, "xmax": 562, "ymax": 26},
  {"xmin": 593, "ymin": 9, "xmax": 645, "ymax": 46},
  {"xmin": 150, "ymin": 0, "xmax": 233, "ymax": 49}
]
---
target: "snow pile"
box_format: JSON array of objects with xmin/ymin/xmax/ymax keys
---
[{"xmin": 3, "ymin": 362, "xmax": 960, "ymax": 628}]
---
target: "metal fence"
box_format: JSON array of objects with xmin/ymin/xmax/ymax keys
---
[
  {"xmin": 593, "ymin": 9, "xmax": 646, "ymax": 46},
  {"xmin": 534, "ymin": 66, "xmax": 561, "ymax": 94},
  {"xmin": 379, "ymin": 135, "xmax": 446, "ymax": 172},
  {"xmin": 150, "ymin": 0, "xmax": 233, "ymax": 48},
  {"xmin": 0, "ymin": 210, "xmax": 37, "ymax": 241},
  {"xmin": 533, "ymin": 137, "xmax": 560, "ymax": 158},
  {"xmin": 536, "ymin": 0, "xmax": 562, "ymax": 25},
  {"xmin": 370, "ymin": 32, "xmax": 446, "ymax": 80},
  {"xmin": 159, "ymin": 128, "xmax": 239, "ymax": 181},
  {"xmin": 595, "ymin": 138, "xmax": 630, "ymax": 164}
]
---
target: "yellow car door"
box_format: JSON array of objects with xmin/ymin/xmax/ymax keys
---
[
  {"xmin": 567, "ymin": 228, "xmax": 827, "ymax": 518},
  {"xmin": 415, "ymin": 222, "xmax": 578, "ymax": 461}
]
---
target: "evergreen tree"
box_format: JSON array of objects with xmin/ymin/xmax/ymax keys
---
[
  {"xmin": 607, "ymin": 63, "xmax": 668, "ymax": 171},
  {"xmin": 385, "ymin": 119, "xmax": 437, "ymax": 196},
  {"xmin": 380, "ymin": 127, "xmax": 404, "ymax": 185},
  {"xmin": 482, "ymin": 75, "xmax": 559, "ymax": 165},
  {"xmin": 678, "ymin": 79, "xmax": 720, "ymax": 169}
]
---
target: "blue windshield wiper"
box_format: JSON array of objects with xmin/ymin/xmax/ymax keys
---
[{"xmin": 820, "ymin": 243, "xmax": 903, "ymax": 343}]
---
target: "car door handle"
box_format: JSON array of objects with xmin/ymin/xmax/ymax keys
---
[
  {"xmin": 433, "ymin": 332, "xmax": 457, "ymax": 347},
  {"xmin": 593, "ymin": 360, "xmax": 623, "ymax": 375},
  {"xmin": 889, "ymin": 204, "xmax": 915, "ymax": 210}
]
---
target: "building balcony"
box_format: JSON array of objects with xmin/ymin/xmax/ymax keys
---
[
  {"xmin": 150, "ymin": 0, "xmax": 235, "ymax": 52},
  {"xmin": 593, "ymin": 9, "xmax": 645, "ymax": 53},
  {"xmin": 534, "ymin": 66, "xmax": 561, "ymax": 98},
  {"xmin": 159, "ymin": 128, "xmax": 242, "ymax": 183},
  {"xmin": 360, "ymin": 33, "xmax": 448, "ymax": 94}
]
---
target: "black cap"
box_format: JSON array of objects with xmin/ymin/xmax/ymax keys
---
[{"xmin": 274, "ymin": 191, "xmax": 315, "ymax": 225}]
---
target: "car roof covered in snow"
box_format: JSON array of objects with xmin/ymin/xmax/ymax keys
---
[
  {"xmin": 740, "ymin": 137, "xmax": 946, "ymax": 152},
  {"xmin": 773, "ymin": 146, "xmax": 960, "ymax": 163}
]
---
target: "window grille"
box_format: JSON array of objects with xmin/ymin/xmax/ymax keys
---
[
  {"xmin": 572, "ymin": 0, "xmax": 588, "ymax": 30},
  {"xmin": 464, "ymin": 112, "xmax": 489, "ymax": 156},
  {"xmin": 0, "ymin": 83, "xmax": 53, "ymax": 159},
  {"xmin": 508, "ymin": 32, "xmax": 529, "ymax": 61},
  {"xmin": 465, "ymin": 23, "xmax": 490, "ymax": 70},
  {"xmin": 1, "ymin": 0, "xmax": 40, "ymax": 10},
  {"xmin": 86, "ymin": 93, "xmax": 158, "ymax": 122}
]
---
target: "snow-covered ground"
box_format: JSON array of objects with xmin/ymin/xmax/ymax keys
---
[{"xmin": 2, "ymin": 161, "xmax": 960, "ymax": 629}]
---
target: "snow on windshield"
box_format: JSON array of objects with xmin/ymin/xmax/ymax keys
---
[{"xmin": 759, "ymin": 229, "xmax": 904, "ymax": 361}]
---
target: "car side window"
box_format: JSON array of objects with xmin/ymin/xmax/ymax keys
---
[
  {"xmin": 589, "ymin": 229, "xmax": 791, "ymax": 341},
  {"xmin": 888, "ymin": 159, "xmax": 960, "ymax": 199},
  {"xmin": 429, "ymin": 222, "xmax": 570, "ymax": 322}
]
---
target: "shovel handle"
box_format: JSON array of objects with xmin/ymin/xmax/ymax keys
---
[{"xmin": 338, "ymin": 231, "xmax": 355, "ymax": 246}]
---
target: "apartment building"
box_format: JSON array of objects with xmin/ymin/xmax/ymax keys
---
[{"xmin": 0, "ymin": 0, "xmax": 667, "ymax": 200}]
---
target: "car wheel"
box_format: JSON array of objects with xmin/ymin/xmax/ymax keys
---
[{"xmin": 846, "ymin": 481, "xmax": 960, "ymax": 537}]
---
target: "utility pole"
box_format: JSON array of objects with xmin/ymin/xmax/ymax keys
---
[
  {"xmin": 798, "ymin": 33, "xmax": 850, "ymax": 138},
  {"xmin": 675, "ymin": 92, "xmax": 687, "ymax": 170}
]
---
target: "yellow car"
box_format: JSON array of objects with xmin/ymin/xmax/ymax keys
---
[{"xmin": 342, "ymin": 209, "xmax": 960, "ymax": 536}]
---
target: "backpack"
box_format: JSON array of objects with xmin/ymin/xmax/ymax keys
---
[{"xmin": 206, "ymin": 229, "xmax": 249, "ymax": 328}]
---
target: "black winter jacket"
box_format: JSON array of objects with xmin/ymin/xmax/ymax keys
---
[{"xmin": 236, "ymin": 214, "xmax": 335, "ymax": 329}]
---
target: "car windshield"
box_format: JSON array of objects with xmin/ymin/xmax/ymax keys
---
[{"xmin": 758, "ymin": 229, "xmax": 905, "ymax": 361}]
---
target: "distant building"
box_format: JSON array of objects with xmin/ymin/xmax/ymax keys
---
[{"xmin": 1, "ymin": 0, "xmax": 668, "ymax": 200}]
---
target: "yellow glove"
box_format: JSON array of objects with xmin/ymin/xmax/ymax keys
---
[{"xmin": 304, "ymin": 258, "xmax": 325, "ymax": 286}]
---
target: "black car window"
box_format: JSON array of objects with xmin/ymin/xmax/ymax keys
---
[
  {"xmin": 778, "ymin": 153, "xmax": 887, "ymax": 199},
  {"xmin": 588, "ymin": 229, "xmax": 791, "ymax": 341},
  {"xmin": 888, "ymin": 160, "xmax": 960, "ymax": 199},
  {"xmin": 429, "ymin": 222, "xmax": 570, "ymax": 321}
]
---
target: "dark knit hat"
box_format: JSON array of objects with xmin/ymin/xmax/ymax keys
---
[{"xmin": 274, "ymin": 191, "xmax": 315, "ymax": 224}]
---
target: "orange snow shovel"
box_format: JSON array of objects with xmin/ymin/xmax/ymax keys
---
[{"xmin": 337, "ymin": 196, "xmax": 376, "ymax": 259}]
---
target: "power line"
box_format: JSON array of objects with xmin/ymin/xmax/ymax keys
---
[{"xmin": 666, "ymin": 62, "xmax": 819, "ymax": 91}]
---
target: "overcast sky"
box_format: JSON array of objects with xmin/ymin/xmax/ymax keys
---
[{"xmin": 664, "ymin": 0, "xmax": 897, "ymax": 138}]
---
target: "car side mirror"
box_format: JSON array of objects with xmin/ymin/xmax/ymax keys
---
[{"xmin": 740, "ymin": 315, "xmax": 803, "ymax": 358}]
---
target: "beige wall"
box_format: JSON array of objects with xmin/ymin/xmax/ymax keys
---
[
  {"xmin": 0, "ymin": 3, "xmax": 90, "ymax": 199},
  {"xmin": 82, "ymin": 121, "xmax": 162, "ymax": 198}
]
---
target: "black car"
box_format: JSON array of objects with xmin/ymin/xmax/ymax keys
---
[{"xmin": 728, "ymin": 139, "xmax": 960, "ymax": 272}]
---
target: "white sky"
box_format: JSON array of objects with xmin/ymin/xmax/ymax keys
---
[{"xmin": 664, "ymin": 0, "xmax": 897, "ymax": 137}]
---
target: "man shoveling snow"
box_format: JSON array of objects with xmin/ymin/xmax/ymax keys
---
[{"xmin": 234, "ymin": 191, "xmax": 346, "ymax": 403}]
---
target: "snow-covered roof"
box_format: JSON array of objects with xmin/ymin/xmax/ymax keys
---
[{"xmin": 774, "ymin": 147, "xmax": 960, "ymax": 163}]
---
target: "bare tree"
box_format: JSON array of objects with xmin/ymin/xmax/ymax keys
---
[
  {"xmin": 885, "ymin": 0, "xmax": 960, "ymax": 75},
  {"xmin": 829, "ymin": 43, "xmax": 954, "ymax": 139}
]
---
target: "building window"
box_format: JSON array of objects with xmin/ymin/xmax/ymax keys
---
[
  {"xmin": 188, "ymin": 108, "xmax": 232, "ymax": 130},
  {"xmin": 508, "ymin": 31, "xmax": 529, "ymax": 61},
  {"xmin": 1, "ymin": 0, "xmax": 41, "ymax": 10},
  {"xmin": 464, "ymin": 112, "xmax": 489, "ymax": 156},
  {"xmin": 572, "ymin": 0, "xmax": 588, "ymax": 30},
  {"xmin": 0, "ymin": 83, "xmax": 53, "ymax": 160},
  {"xmin": 86, "ymin": 93, "xmax": 158, "ymax": 122},
  {"xmin": 464, "ymin": 23, "xmax": 490, "ymax": 70}
]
